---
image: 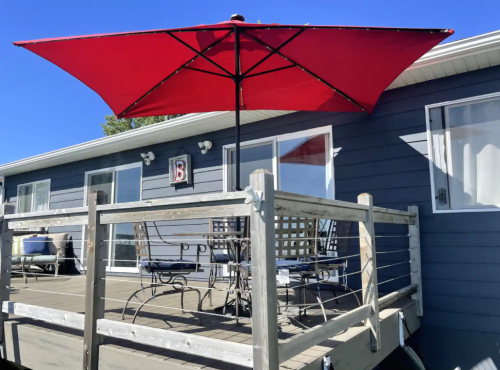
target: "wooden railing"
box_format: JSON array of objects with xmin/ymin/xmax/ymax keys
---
[{"xmin": 0, "ymin": 169, "xmax": 421, "ymax": 370}]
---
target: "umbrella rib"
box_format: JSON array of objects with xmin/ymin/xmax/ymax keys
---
[
  {"xmin": 166, "ymin": 31, "xmax": 234, "ymax": 78},
  {"xmin": 184, "ymin": 66, "xmax": 233, "ymax": 78},
  {"xmin": 241, "ymin": 28, "xmax": 305, "ymax": 78},
  {"xmin": 242, "ymin": 30, "xmax": 367, "ymax": 112},
  {"xmin": 117, "ymin": 30, "xmax": 233, "ymax": 118},
  {"xmin": 244, "ymin": 65, "xmax": 296, "ymax": 79}
]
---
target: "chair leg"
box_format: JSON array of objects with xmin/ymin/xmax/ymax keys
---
[
  {"xmin": 132, "ymin": 295, "xmax": 157, "ymax": 324},
  {"xmin": 55, "ymin": 263, "xmax": 59, "ymax": 278},
  {"xmin": 330, "ymin": 285, "xmax": 340, "ymax": 305},
  {"xmin": 121, "ymin": 288, "xmax": 146, "ymax": 320}
]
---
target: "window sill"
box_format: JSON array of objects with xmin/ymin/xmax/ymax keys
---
[{"xmin": 433, "ymin": 207, "xmax": 500, "ymax": 214}]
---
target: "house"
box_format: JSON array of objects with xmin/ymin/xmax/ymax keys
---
[{"xmin": 1, "ymin": 29, "xmax": 500, "ymax": 370}]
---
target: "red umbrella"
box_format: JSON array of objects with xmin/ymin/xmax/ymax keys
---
[{"xmin": 14, "ymin": 14, "xmax": 453, "ymax": 189}]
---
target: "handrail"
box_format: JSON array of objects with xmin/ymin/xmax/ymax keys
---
[{"xmin": 4, "ymin": 191, "xmax": 248, "ymax": 220}]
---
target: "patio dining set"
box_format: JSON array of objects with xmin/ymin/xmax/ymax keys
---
[{"xmin": 120, "ymin": 217, "xmax": 360, "ymax": 324}]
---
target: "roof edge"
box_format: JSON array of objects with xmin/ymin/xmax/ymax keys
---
[
  {"xmin": 408, "ymin": 29, "xmax": 500, "ymax": 69},
  {"xmin": 0, "ymin": 111, "xmax": 229, "ymax": 174}
]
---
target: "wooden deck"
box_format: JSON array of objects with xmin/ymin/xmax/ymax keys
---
[{"xmin": 1, "ymin": 273, "xmax": 420, "ymax": 370}]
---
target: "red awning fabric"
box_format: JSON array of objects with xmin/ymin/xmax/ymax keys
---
[{"xmin": 14, "ymin": 20, "xmax": 453, "ymax": 118}]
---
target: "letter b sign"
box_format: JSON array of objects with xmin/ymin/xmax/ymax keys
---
[{"xmin": 169, "ymin": 154, "xmax": 191, "ymax": 185}]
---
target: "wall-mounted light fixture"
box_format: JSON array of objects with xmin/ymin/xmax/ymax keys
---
[
  {"xmin": 141, "ymin": 151, "xmax": 155, "ymax": 166},
  {"xmin": 198, "ymin": 141, "xmax": 213, "ymax": 155}
]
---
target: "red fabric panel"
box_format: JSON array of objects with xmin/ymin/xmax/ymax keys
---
[
  {"xmin": 247, "ymin": 28, "xmax": 450, "ymax": 112},
  {"xmin": 124, "ymin": 68, "xmax": 235, "ymax": 117},
  {"xmin": 241, "ymin": 66, "xmax": 362, "ymax": 112}
]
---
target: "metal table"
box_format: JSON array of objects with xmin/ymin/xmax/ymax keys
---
[{"xmin": 172, "ymin": 230, "xmax": 249, "ymax": 322}]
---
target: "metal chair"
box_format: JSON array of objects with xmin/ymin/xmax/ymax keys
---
[
  {"xmin": 274, "ymin": 217, "xmax": 330, "ymax": 320},
  {"xmin": 121, "ymin": 222, "xmax": 205, "ymax": 324},
  {"xmin": 312, "ymin": 220, "xmax": 361, "ymax": 307}
]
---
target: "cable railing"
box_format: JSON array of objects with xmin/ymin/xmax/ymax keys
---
[{"xmin": 0, "ymin": 170, "xmax": 421, "ymax": 370}]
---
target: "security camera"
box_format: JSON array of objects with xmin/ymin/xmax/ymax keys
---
[
  {"xmin": 198, "ymin": 141, "xmax": 213, "ymax": 154},
  {"xmin": 141, "ymin": 151, "xmax": 155, "ymax": 166}
]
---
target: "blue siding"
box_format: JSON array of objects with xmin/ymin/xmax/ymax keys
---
[{"xmin": 5, "ymin": 64, "xmax": 500, "ymax": 369}]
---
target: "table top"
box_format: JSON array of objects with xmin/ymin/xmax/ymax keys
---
[{"xmin": 172, "ymin": 231, "xmax": 243, "ymax": 237}]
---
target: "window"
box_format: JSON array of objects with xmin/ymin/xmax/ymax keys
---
[
  {"xmin": 83, "ymin": 163, "xmax": 142, "ymax": 272},
  {"xmin": 224, "ymin": 127, "xmax": 333, "ymax": 199},
  {"xmin": 427, "ymin": 93, "xmax": 500, "ymax": 212},
  {"xmin": 17, "ymin": 180, "xmax": 50, "ymax": 213}
]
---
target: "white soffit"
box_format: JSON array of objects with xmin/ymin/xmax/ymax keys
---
[
  {"xmin": 0, "ymin": 110, "xmax": 293, "ymax": 177},
  {"xmin": 387, "ymin": 29, "xmax": 500, "ymax": 89}
]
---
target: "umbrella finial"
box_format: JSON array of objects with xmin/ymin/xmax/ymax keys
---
[{"xmin": 230, "ymin": 14, "xmax": 245, "ymax": 22}]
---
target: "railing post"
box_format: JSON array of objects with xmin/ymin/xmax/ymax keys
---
[
  {"xmin": 250, "ymin": 169, "xmax": 279, "ymax": 370},
  {"xmin": 358, "ymin": 193, "xmax": 381, "ymax": 351},
  {"xmin": 0, "ymin": 204, "xmax": 14, "ymax": 344},
  {"xmin": 408, "ymin": 205, "xmax": 423, "ymax": 316},
  {"xmin": 83, "ymin": 192, "xmax": 108, "ymax": 370}
]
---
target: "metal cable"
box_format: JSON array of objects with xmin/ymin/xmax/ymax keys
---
[
  {"xmin": 376, "ymin": 249, "xmax": 409, "ymax": 255},
  {"xmin": 101, "ymin": 277, "xmax": 226, "ymax": 292},
  {"xmin": 377, "ymin": 261, "xmax": 410, "ymax": 270},
  {"xmin": 10, "ymin": 271, "xmax": 87, "ymax": 280},
  {"xmin": 19, "ymin": 287, "xmax": 85, "ymax": 298},
  {"xmin": 101, "ymin": 296, "xmax": 251, "ymax": 321}
]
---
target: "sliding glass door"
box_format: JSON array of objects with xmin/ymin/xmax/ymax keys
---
[
  {"xmin": 224, "ymin": 127, "xmax": 333, "ymax": 198},
  {"xmin": 83, "ymin": 163, "xmax": 142, "ymax": 272}
]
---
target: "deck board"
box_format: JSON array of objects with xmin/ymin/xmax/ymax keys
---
[{"xmin": 3, "ymin": 273, "xmax": 417, "ymax": 369}]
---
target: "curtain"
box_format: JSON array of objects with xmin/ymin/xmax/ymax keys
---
[{"xmin": 447, "ymin": 99, "xmax": 500, "ymax": 208}]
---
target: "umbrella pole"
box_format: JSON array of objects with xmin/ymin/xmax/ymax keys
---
[{"xmin": 234, "ymin": 24, "xmax": 243, "ymax": 324}]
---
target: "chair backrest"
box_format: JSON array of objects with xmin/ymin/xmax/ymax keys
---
[
  {"xmin": 209, "ymin": 217, "xmax": 251, "ymax": 262},
  {"xmin": 132, "ymin": 222, "xmax": 150, "ymax": 258},
  {"xmin": 275, "ymin": 217, "xmax": 318, "ymax": 260},
  {"xmin": 209, "ymin": 217, "xmax": 249, "ymax": 247},
  {"xmin": 329, "ymin": 220, "xmax": 353, "ymax": 258}
]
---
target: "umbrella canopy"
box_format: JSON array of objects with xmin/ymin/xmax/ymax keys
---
[
  {"xmin": 14, "ymin": 15, "xmax": 452, "ymax": 190},
  {"xmin": 14, "ymin": 18, "xmax": 453, "ymax": 118}
]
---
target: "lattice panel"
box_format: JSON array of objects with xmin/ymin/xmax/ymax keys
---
[{"xmin": 275, "ymin": 217, "xmax": 317, "ymax": 259}]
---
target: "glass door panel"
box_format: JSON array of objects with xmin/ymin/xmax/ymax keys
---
[
  {"xmin": 87, "ymin": 172, "xmax": 113, "ymax": 205},
  {"xmin": 83, "ymin": 171, "xmax": 113, "ymax": 267},
  {"xmin": 18, "ymin": 184, "xmax": 33, "ymax": 213},
  {"xmin": 228, "ymin": 142, "xmax": 274, "ymax": 191},
  {"xmin": 278, "ymin": 134, "xmax": 328, "ymax": 198},
  {"xmin": 278, "ymin": 133, "xmax": 331, "ymax": 253},
  {"xmin": 33, "ymin": 182, "xmax": 50, "ymax": 212},
  {"xmin": 110, "ymin": 167, "xmax": 142, "ymax": 269}
]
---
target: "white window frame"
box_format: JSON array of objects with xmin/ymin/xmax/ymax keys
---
[
  {"xmin": 16, "ymin": 179, "xmax": 51, "ymax": 213},
  {"xmin": 425, "ymin": 91, "xmax": 500, "ymax": 214},
  {"xmin": 222, "ymin": 125, "xmax": 335, "ymax": 199},
  {"xmin": 82, "ymin": 162, "xmax": 143, "ymax": 273}
]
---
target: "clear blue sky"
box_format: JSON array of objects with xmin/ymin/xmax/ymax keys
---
[{"xmin": 1, "ymin": 0, "xmax": 497, "ymax": 164}]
